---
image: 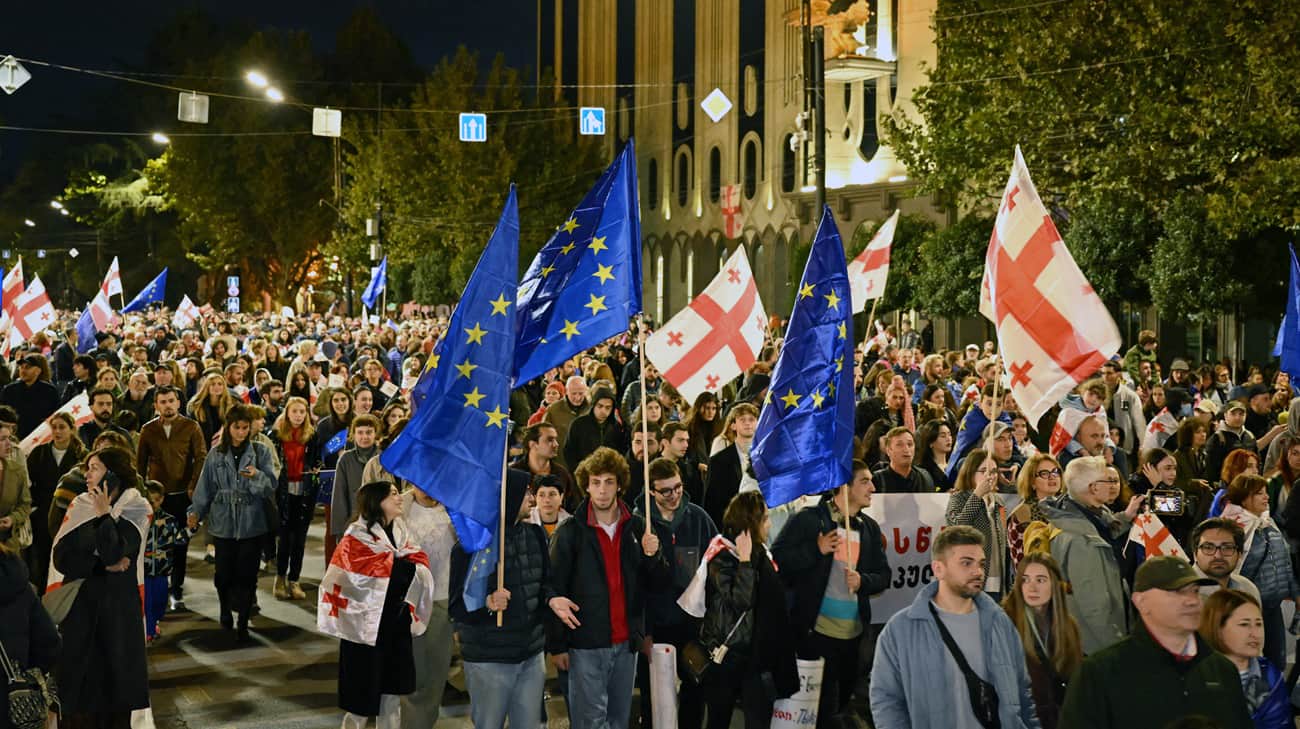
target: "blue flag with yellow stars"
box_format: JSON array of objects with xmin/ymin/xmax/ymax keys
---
[
  {"xmin": 361, "ymin": 256, "xmax": 387, "ymax": 310},
  {"xmin": 120, "ymin": 268, "xmax": 168, "ymax": 313},
  {"xmin": 514, "ymin": 139, "xmax": 642, "ymax": 385},
  {"xmin": 379, "ymin": 186, "xmax": 519, "ymax": 552},
  {"xmin": 752, "ymin": 206, "xmax": 856, "ymax": 507}
]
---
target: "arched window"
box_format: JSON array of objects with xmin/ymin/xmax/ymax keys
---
[
  {"xmin": 646, "ymin": 158, "xmax": 658, "ymax": 210},
  {"xmin": 676, "ymin": 148, "xmax": 690, "ymax": 208},
  {"xmin": 708, "ymin": 147, "xmax": 722, "ymax": 204},
  {"xmin": 781, "ymin": 134, "xmax": 797, "ymax": 193},
  {"xmin": 741, "ymin": 137, "xmax": 761, "ymax": 199}
]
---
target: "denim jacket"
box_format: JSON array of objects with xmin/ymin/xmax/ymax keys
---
[{"xmin": 189, "ymin": 441, "xmax": 278, "ymax": 540}]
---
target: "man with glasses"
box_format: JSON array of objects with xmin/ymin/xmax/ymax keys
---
[
  {"xmin": 1191, "ymin": 517, "xmax": 1261, "ymax": 603},
  {"xmin": 1041, "ymin": 455, "xmax": 1145, "ymax": 654},
  {"xmin": 631, "ymin": 458, "xmax": 717, "ymax": 728}
]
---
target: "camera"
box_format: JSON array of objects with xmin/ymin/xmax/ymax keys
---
[{"xmin": 1149, "ymin": 489, "xmax": 1184, "ymax": 517}]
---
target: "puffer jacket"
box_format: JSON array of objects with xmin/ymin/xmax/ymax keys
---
[
  {"xmin": 189, "ymin": 440, "xmax": 278, "ymax": 540},
  {"xmin": 701, "ymin": 543, "xmax": 799, "ymax": 701},
  {"xmin": 1039, "ymin": 495, "xmax": 1131, "ymax": 654},
  {"xmin": 1251, "ymin": 656, "xmax": 1292, "ymax": 729},
  {"xmin": 449, "ymin": 519, "xmax": 551, "ymax": 664},
  {"xmin": 1239, "ymin": 518, "xmax": 1299, "ymax": 605}
]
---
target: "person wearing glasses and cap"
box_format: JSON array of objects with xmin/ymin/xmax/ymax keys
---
[{"xmin": 1058, "ymin": 556, "xmax": 1252, "ymax": 729}]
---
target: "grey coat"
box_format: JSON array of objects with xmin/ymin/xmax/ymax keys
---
[{"xmin": 1039, "ymin": 495, "xmax": 1131, "ymax": 654}]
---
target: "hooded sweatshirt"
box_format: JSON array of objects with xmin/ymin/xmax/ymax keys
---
[{"xmin": 634, "ymin": 491, "xmax": 719, "ymax": 629}]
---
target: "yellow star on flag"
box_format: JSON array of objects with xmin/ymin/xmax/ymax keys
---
[
  {"xmin": 560, "ymin": 242, "xmax": 576, "ymax": 255},
  {"xmin": 835, "ymin": 355, "xmax": 844, "ymax": 372},
  {"xmin": 837, "ymin": 322, "xmax": 847, "ymax": 340},
  {"xmin": 810, "ymin": 390, "xmax": 826, "ymax": 409},
  {"xmin": 561, "ymin": 217, "xmax": 579, "ymax": 234},
  {"xmin": 824, "ymin": 290, "xmax": 841, "ymax": 311},
  {"xmin": 780, "ymin": 388, "xmax": 801, "ymax": 409},
  {"xmin": 828, "ymin": 381, "xmax": 837, "ymax": 397},
  {"xmin": 540, "ymin": 264, "xmax": 556, "ymax": 279},
  {"xmin": 425, "ymin": 352, "xmax": 440, "ymax": 371},
  {"xmin": 483, "ymin": 405, "xmax": 508, "ymax": 428},
  {"xmin": 585, "ymin": 294, "xmax": 608, "ymax": 316},
  {"xmin": 593, "ymin": 264, "xmax": 615, "ymax": 284},
  {"xmin": 799, "ymin": 282, "xmax": 815, "ymax": 299},
  {"xmin": 463, "ymin": 387, "xmax": 486, "ymax": 408},
  {"xmin": 560, "ymin": 320, "xmax": 581, "ymax": 340},
  {"xmin": 589, "ymin": 236, "xmax": 608, "ymax": 254},
  {"xmin": 464, "ymin": 322, "xmax": 487, "ymax": 345},
  {"xmin": 454, "ymin": 358, "xmax": 478, "ymax": 380},
  {"xmin": 488, "ymin": 293, "xmax": 511, "ymax": 316}
]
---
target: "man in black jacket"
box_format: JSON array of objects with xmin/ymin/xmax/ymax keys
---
[
  {"xmin": 449, "ymin": 469, "xmax": 552, "ymax": 729},
  {"xmin": 61, "ymin": 354, "xmax": 97, "ymax": 405},
  {"xmin": 703, "ymin": 403, "xmax": 759, "ymax": 527},
  {"xmin": 547, "ymin": 446, "xmax": 669, "ymax": 729},
  {"xmin": 772, "ymin": 460, "xmax": 890, "ymax": 728},
  {"xmin": 1, "ymin": 354, "xmax": 61, "ymax": 438},
  {"xmin": 633, "ymin": 458, "xmax": 717, "ymax": 729}
]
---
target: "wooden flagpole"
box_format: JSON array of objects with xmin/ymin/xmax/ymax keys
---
[
  {"xmin": 638, "ymin": 316, "xmax": 652, "ymax": 535},
  {"xmin": 860, "ymin": 298, "xmax": 881, "ymax": 361},
  {"xmin": 496, "ymin": 435, "xmax": 509, "ymax": 628}
]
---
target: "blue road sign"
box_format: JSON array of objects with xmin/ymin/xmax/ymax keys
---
[
  {"xmin": 580, "ymin": 107, "xmax": 605, "ymax": 136},
  {"xmin": 459, "ymin": 113, "xmax": 487, "ymax": 143},
  {"xmin": 226, "ymin": 296, "xmax": 240, "ymax": 313}
]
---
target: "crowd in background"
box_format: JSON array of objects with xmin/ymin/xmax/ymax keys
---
[{"xmin": 0, "ymin": 308, "xmax": 1296, "ymax": 728}]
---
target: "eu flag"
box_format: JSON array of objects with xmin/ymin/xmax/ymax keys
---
[
  {"xmin": 121, "ymin": 268, "xmax": 168, "ymax": 313},
  {"xmin": 75, "ymin": 304, "xmax": 97, "ymax": 354},
  {"xmin": 1276, "ymin": 244, "xmax": 1300, "ymax": 376},
  {"xmin": 752, "ymin": 206, "xmax": 856, "ymax": 507},
  {"xmin": 514, "ymin": 140, "xmax": 642, "ymax": 385},
  {"xmin": 379, "ymin": 187, "xmax": 519, "ymax": 551},
  {"xmin": 324, "ymin": 428, "xmax": 349, "ymax": 456},
  {"xmin": 362, "ymin": 256, "xmax": 387, "ymax": 310}
]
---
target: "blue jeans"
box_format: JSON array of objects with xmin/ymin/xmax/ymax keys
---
[
  {"xmin": 463, "ymin": 654, "xmax": 545, "ymax": 729},
  {"xmin": 568, "ymin": 643, "xmax": 638, "ymax": 729}
]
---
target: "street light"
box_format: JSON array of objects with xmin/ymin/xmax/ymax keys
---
[
  {"xmin": 59, "ymin": 209, "xmax": 68, "ymax": 216},
  {"xmin": 49, "ymin": 200, "xmax": 63, "ymax": 210},
  {"xmin": 151, "ymin": 132, "xmax": 170, "ymax": 144},
  {"xmin": 245, "ymin": 70, "xmax": 269, "ymax": 88},
  {"xmin": 265, "ymin": 87, "xmax": 284, "ymax": 103},
  {"xmin": 23, "ymin": 219, "xmax": 34, "ymax": 228}
]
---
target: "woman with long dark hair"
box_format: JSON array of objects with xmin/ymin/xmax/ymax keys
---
[
  {"xmin": 1001, "ymin": 554, "xmax": 1083, "ymax": 729},
  {"xmin": 25, "ymin": 411, "xmax": 85, "ymax": 591},
  {"xmin": 913, "ymin": 419, "xmax": 954, "ymax": 491},
  {"xmin": 699, "ymin": 490, "xmax": 797, "ymax": 728},
  {"xmin": 189, "ymin": 405, "xmax": 278, "ymax": 641},
  {"xmin": 49, "ymin": 446, "xmax": 152, "ymax": 726},
  {"xmin": 683, "ymin": 392, "xmax": 723, "ymax": 468},
  {"xmin": 326, "ymin": 481, "xmax": 434, "ymax": 729}
]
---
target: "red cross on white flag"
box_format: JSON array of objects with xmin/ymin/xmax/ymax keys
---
[
  {"xmin": 720, "ymin": 184, "xmax": 745, "ymax": 239},
  {"xmin": 20, "ymin": 392, "xmax": 94, "ymax": 456},
  {"xmin": 0, "ymin": 259, "xmax": 25, "ymax": 351},
  {"xmin": 102, "ymin": 256, "xmax": 123, "ymax": 297},
  {"xmin": 7, "ymin": 274, "xmax": 55, "ymax": 348},
  {"xmin": 645, "ymin": 245, "xmax": 767, "ymax": 403},
  {"xmin": 847, "ymin": 209, "xmax": 900, "ymax": 313},
  {"xmin": 173, "ymin": 295, "xmax": 201, "ymax": 330},
  {"xmin": 979, "ymin": 147, "xmax": 1120, "ymax": 425},
  {"xmin": 88, "ymin": 288, "xmax": 115, "ymax": 331}
]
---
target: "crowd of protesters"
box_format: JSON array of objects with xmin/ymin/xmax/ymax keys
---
[{"xmin": 0, "ymin": 307, "xmax": 1298, "ymax": 729}]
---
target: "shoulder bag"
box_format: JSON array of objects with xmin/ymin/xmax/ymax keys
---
[
  {"xmin": 929, "ymin": 602, "xmax": 1001, "ymax": 729},
  {"xmin": 0, "ymin": 638, "xmax": 51, "ymax": 729},
  {"xmin": 680, "ymin": 611, "xmax": 747, "ymax": 685}
]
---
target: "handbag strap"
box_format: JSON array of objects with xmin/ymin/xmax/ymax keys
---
[
  {"xmin": 0, "ymin": 639, "xmax": 16, "ymax": 681},
  {"xmin": 928, "ymin": 602, "xmax": 981, "ymax": 679},
  {"xmin": 719, "ymin": 611, "xmax": 747, "ymax": 647}
]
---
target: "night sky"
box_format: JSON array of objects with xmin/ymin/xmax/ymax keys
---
[{"xmin": 0, "ymin": 0, "xmax": 539, "ymax": 183}]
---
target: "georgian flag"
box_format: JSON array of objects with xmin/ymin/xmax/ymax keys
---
[
  {"xmin": 21, "ymin": 392, "xmax": 95, "ymax": 456},
  {"xmin": 102, "ymin": 255, "xmax": 123, "ymax": 297},
  {"xmin": 645, "ymin": 246, "xmax": 767, "ymax": 403},
  {"xmin": 1143, "ymin": 408, "xmax": 1179, "ymax": 451},
  {"xmin": 47, "ymin": 486, "xmax": 152, "ymax": 600},
  {"xmin": 847, "ymin": 209, "xmax": 900, "ymax": 312},
  {"xmin": 979, "ymin": 147, "xmax": 1120, "ymax": 425},
  {"xmin": 173, "ymin": 295, "xmax": 201, "ymax": 330},
  {"xmin": 1127, "ymin": 512, "xmax": 1188, "ymax": 561},
  {"xmin": 677, "ymin": 534, "xmax": 778, "ymax": 617},
  {"xmin": 88, "ymin": 288, "xmax": 115, "ymax": 330},
  {"xmin": 318, "ymin": 518, "xmax": 435, "ymax": 646},
  {"xmin": 1048, "ymin": 404, "xmax": 1109, "ymax": 456},
  {"xmin": 0, "ymin": 260, "xmax": 25, "ymax": 355},
  {"xmin": 7, "ymin": 274, "xmax": 55, "ymax": 348}
]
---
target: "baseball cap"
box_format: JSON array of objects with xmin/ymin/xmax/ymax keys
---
[
  {"xmin": 18, "ymin": 353, "xmax": 44, "ymax": 368},
  {"xmin": 1194, "ymin": 399, "xmax": 1219, "ymax": 416},
  {"xmin": 965, "ymin": 344, "xmax": 980, "ymax": 352},
  {"xmin": 1247, "ymin": 384, "xmax": 1270, "ymax": 399},
  {"xmin": 1224, "ymin": 400, "xmax": 1248, "ymax": 414},
  {"xmin": 1133, "ymin": 556, "xmax": 1216, "ymax": 593},
  {"xmin": 1170, "ymin": 359, "xmax": 1190, "ymax": 371}
]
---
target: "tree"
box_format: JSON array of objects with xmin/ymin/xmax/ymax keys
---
[
  {"xmin": 885, "ymin": 0, "xmax": 1300, "ymax": 319},
  {"xmin": 910, "ymin": 213, "xmax": 992, "ymax": 318},
  {"xmin": 333, "ymin": 49, "xmax": 606, "ymax": 304}
]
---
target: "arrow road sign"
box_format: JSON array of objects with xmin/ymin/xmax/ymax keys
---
[
  {"xmin": 459, "ymin": 113, "xmax": 487, "ymax": 143},
  {"xmin": 580, "ymin": 107, "xmax": 606, "ymax": 136}
]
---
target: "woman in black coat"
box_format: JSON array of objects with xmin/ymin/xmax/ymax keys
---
[
  {"xmin": 701, "ymin": 491, "xmax": 798, "ymax": 729},
  {"xmin": 25, "ymin": 411, "xmax": 85, "ymax": 592},
  {"xmin": 0, "ymin": 547, "xmax": 60, "ymax": 729},
  {"xmin": 51, "ymin": 446, "xmax": 152, "ymax": 726}
]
